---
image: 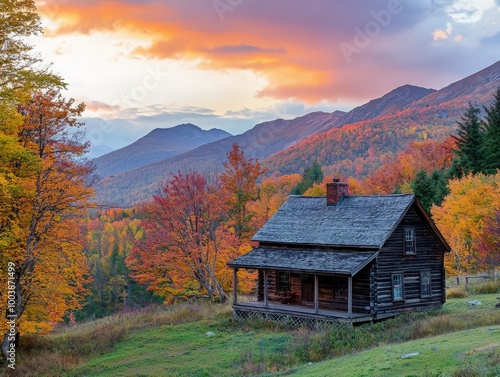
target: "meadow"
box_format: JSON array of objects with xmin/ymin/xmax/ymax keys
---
[{"xmin": 7, "ymin": 281, "xmax": 500, "ymax": 377}]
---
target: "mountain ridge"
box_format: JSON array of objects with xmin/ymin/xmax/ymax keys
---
[
  {"xmin": 93, "ymin": 123, "xmax": 231, "ymax": 177},
  {"xmin": 92, "ymin": 60, "xmax": 500, "ymax": 206}
]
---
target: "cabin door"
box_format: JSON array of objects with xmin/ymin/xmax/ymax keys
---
[{"xmin": 301, "ymin": 275, "xmax": 314, "ymax": 304}]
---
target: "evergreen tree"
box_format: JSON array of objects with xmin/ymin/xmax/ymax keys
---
[
  {"xmin": 450, "ymin": 102, "xmax": 484, "ymax": 176},
  {"xmin": 290, "ymin": 159, "xmax": 323, "ymax": 195},
  {"xmin": 411, "ymin": 170, "xmax": 434, "ymax": 213},
  {"xmin": 411, "ymin": 169, "xmax": 449, "ymax": 214},
  {"xmin": 482, "ymin": 87, "xmax": 500, "ymax": 174}
]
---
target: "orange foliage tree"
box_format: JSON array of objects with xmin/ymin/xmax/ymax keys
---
[
  {"xmin": 351, "ymin": 138, "xmax": 455, "ymax": 195},
  {"xmin": 432, "ymin": 172, "xmax": 500, "ymax": 275},
  {"xmin": 0, "ymin": 88, "xmax": 93, "ymax": 351},
  {"xmin": 220, "ymin": 144, "xmax": 267, "ymax": 240},
  {"xmin": 127, "ymin": 172, "xmax": 240, "ymax": 302}
]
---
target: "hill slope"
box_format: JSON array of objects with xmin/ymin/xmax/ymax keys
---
[
  {"xmin": 336, "ymin": 84, "xmax": 436, "ymax": 126},
  {"xmin": 93, "ymin": 111, "xmax": 346, "ymax": 205},
  {"xmin": 93, "ymin": 60, "xmax": 500, "ymax": 206},
  {"xmin": 93, "ymin": 124, "xmax": 231, "ymax": 177},
  {"xmin": 263, "ymin": 60, "xmax": 500, "ymax": 178}
]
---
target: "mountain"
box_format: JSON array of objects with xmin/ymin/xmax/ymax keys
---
[
  {"xmin": 263, "ymin": 60, "xmax": 500, "ymax": 178},
  {"xmin": 337, "ymin": 85, "xmax": 436, "ymax": 126},
  {"xmin": 93, "ymin": 124, "xmax": 231, "ymax": 177},
  {"xmin": 88, "ymin": 144, "xmax": 115, "ymax": 159},
  {"xmin": 93, "ymin": 111, "xmax": 346, "ymax": 205},
  {"xmin": 93, "ymin": 60, "xmax": 500, "ymax": 206}
]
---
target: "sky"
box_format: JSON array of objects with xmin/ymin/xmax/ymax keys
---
[{"xmin": 33, "ymin": 0, "xmax": 500, "ymax": 150}]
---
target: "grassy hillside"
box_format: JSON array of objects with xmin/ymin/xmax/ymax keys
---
[
  {"xmin": 288, "ymin": 326, "xmax": 500, "ymax": 377},
  {"xmin": 11, "ymin": 288, "xmax": 500, "ymax": 377}
]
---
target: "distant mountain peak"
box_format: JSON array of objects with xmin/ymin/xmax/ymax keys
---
[
  {"xmin": 338, "ymin": 84, "xmax": 436, "ymax": 125},
  {"xmin": 93, "ymin": 123, "xmax": 231, "ymax": 177}
]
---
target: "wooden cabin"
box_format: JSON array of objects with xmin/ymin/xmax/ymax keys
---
[{"xmin": 227, "ymin": 179, "xmax": 450, "ymax": 324}]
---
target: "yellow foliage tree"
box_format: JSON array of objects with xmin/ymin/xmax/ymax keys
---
[
  {"xmin": 432, "ymin": 172, "xmax": 500, "ymax": 275},
  {"xmin": 0, "ymin": 89, "xmax": 93, "ymax": 360}
]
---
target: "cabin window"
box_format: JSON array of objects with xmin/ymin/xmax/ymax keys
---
[
  {"xmin": 404, "ymin": 228, "xmax": 416, "ymax": 255},
  {"xmin": 276, "ymin": 271, "xmax": 290, "ymax": 293},
  {"xmin": 421, "ymin": 270, "xmax": 431, "ymax": 297},
  {"xmin": 392, "ymin": 273, "xmax": 404, "ymax": 301}
]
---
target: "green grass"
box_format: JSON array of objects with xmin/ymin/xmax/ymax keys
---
[
  {"xmin": 11, "ymin": 290, "xmax": 500, "ymax": 377},
  {"xmin": 69, "ymin": 320, "xmax": 292, "ymax": 377},
  {"xmin": 284, "ymin": 327, "xmax": 500, "ymax": 377}
]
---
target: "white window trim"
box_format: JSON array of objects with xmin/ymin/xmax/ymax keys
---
[{"xmin": 392, "ymin": 273, "xmax": 404, "ymax": 301}]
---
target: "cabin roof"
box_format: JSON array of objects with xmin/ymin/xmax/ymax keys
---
[
  {"xmin": 251, "ymin": 194, "xmax": 415, "ymax": 248},
  {"xmin": 227, "ymin": 247, "xmax": 378, "ymax": 276}
]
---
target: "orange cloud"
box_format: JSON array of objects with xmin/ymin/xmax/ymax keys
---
[{"xmin": 36, "ymin": 1, "xmax": 453, "ymax": 104}]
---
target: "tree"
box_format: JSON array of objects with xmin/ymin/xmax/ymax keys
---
[
  {"xmin": 482, "ymin": 87, "xmax": 500, "ymax": 174},
  {"xmin": 0, "ymin": 0, "xmax": 62, "ymax": 105},
  {"xmin": 477, "ymin": 207, "xmax": 500, "ymax": 271},
  {"xmin": 290, "ymin": 159, "xmax": 323, "ymax": 195},
  {"xmin": 411, "ymin": 170, "xmax": 435, "ymax": 213},
  {"xmin": 0, "ymin": 89, "xmax": 93, "ymax": 359},
  {"xmin": 220, "ymin": 144, "xmax": 266, "ymax": 239},
  {"xmin": 450, "ymin": 103, "xmax": 484, "ymax": 176},
  {"xmin": 127, "ymin": 172, "xmax": 239, "ymax": 302},
  {"xmin": 410, "ymin": 169, "xmax": 449, "ymax": 214},
  {"xmin": 432, "ymin": 172, "xmax": 500, "ymax": 275}
]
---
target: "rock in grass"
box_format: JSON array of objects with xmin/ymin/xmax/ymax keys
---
[
  {"xmin": 467, "ymin": 300, "xmax": 482, "ymax": 306},
  {"xmin": 401, "ymin": 352, "xmax": 419, "ymax": 359},
  {"xmin": 206, "ymin": 331, "xmax": 216, "ymax": 337}
]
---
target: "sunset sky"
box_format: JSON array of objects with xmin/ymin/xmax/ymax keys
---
[{"xmin": 33, "ymin": 0, "xmax": 500, "ymax": 149}]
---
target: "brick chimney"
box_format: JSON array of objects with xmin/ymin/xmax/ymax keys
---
[{"xmin": 326, "ymin": 179, "xmax": 348, "ymax": 206}]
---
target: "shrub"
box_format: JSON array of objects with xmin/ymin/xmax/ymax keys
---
[{"xmin": 447, "ymin": 286, "xmax": 470, "ymax": 298}]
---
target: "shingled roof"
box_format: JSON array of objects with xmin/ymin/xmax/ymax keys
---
[
  {"xmin": 251, "ymin": 194, "xmax": 415, "ymax": 248},
  {"xmin": 227, "ymin": 247, "xmax": 378, "ymax": 275}
]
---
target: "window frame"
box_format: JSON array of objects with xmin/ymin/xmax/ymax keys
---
[
  {"xmin": 403, "ymin": 227, "xmax": 416, "ymax": 255},
  {"xmin": 276, "ymin": 271, "xmax": 290, "ymax": 294},
  {"xmin": 392, "ymin": 273, "xmax": 404, "ymax": 302},
  {"xmin": 420, "ymin": 270, "xmax": 432, "ymax": 298}
]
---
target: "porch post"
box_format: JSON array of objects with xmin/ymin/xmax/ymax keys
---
[
  {"xmin": 314, "ymin": 274, "xmax": 319, "ymax": 313},
  {"xmin": 233, "ymin": 268, "xmax": 238, "ymax": 304},
  {"xmin": 264, "ymin": 269, "xmax": 269, "ymax": 307},
  {"xmin": 348, "ymin": 275, "xmax": 353, "ymax": 318}
]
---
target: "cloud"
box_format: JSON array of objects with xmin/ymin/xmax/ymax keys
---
[
  {"xmin": 38, "ymin": 0, "xmax": 500, "ymax": 105},
  {"xmin": 433, "ymin": 29, "xmax": 449, "ymax": 40}
]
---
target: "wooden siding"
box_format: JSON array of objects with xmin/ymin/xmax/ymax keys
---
[{"xmin": 376, "ymin": 204, "xmax": 446, "ymax": 317}]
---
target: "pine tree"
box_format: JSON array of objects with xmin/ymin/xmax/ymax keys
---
[
  {"xmin": 451, "ymin": 103, "xmax": 484, "ymax": 176},
  {"xmin": 482, "ymin": 87, "xmax": 500, "ymax": 174},
  {"xmin": 290, "ymin": 159, "xmax": 324, "ymax": 195},
  {"xmin": 411, "ymin": 170, "xmax": 434, "ymax": 213}
]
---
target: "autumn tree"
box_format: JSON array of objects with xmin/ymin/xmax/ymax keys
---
[
  {"xmin": 127, "ymin": 172, "xmax": 240, "ymax": 303},
  {"xmin": 477, "ymin": 208, "xmax": 500, "ymax": 271},
  {"xmin": 450, "ymin": 103, "xmax": 485, "ymax": 176},
  {"xmin": 432, "ymin": 172, "xmax": 500, "ymax": 275},
  {"xmin": 248, "ymin": 174, "xmax": 301, "ymax": 231},
  {"xmin": 79, "ymin": 210, "xmax": 159, "ymax": 319},
  {"xmin": 0, "ymin": 89, "xmax": 93, "ymax": 358},
  {"xmin": 220, "ymin": 144, "xmax": 266, "ymax": 240}
]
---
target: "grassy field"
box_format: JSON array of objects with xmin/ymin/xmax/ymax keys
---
[
  {"xmin": 8, "ymin": 286, "xmax": 500, "ymax": 377},
  {"xmin": 285, "ymin": 326, "xmax": 500, "ymax": 377}
]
